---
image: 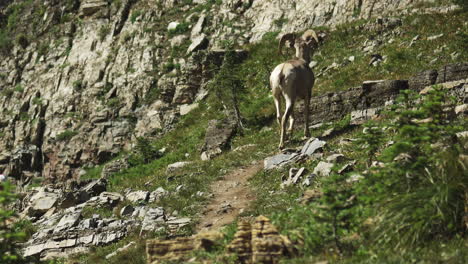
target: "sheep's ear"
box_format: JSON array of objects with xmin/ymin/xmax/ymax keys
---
[
  {"xmin": 302, "ymin": 30, "xmax": 319, "ymax": 46},
  {"xmin": 278, "ymin": 33, "xmax": 296, "ymax": 56}
]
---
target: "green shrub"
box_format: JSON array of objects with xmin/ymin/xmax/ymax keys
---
[
  {"xmin": 130, "ymin": 10, "xmax": 142, "ymax": 23},
  {"xmin": 0, "ymin": 30, "xmax": 12, "ymax": 55},
  {"xmin": 128, "ymin": 137, "xmax": 161, "ymax": 166},
  {"xmin": 56, "ymin": 130, "xmax": 79, "ymax": 141},
  {"xmin": 98, "ymin": 24, "xmax": 111, "ymax": 41},
  {"xmin": 15, "ymin": 33, "xmax": 28, "ymax": 48},
  {"xmin": 168, "ymin": 22, "xmax": 190, "ymax": 37},
  {"xmin": 72, "ymin": 80, "xmax": 83, "ymax": 90},
  {"xmin": 106, "ymin": 97, "xmax": 120, "ymax": 108},
  {"xmin": 453, "ymin": 0, "xmax": 468, "ymax": 10},
  {"xmin": 0, "ymin": 182, "xmax": 26, "ymax": 263},
  {"xmin": 355, "ymin": 87, "xmax": 466, "ymax": 250}
]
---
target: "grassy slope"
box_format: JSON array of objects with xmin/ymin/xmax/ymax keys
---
[{"xmin": 63, "ymin": 5, "xmax": 467, "ymax": 264}]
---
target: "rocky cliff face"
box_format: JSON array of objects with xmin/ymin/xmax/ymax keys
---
[{"xmin": 0, "ymin": 0, "xmax": 437, "ymax": 182}]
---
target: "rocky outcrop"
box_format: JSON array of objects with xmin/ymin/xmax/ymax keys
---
[
  {"xmin": 201, "ymin": 118, "xmax": 237, "ymax": 161},
  {"xmin": 305, "ymin": 63, "xmax": 468, "ymax": 126},
  {"xmin": 19, "ymin": 180, "xmax": 189, "ymax": 260},
  {"xmin": 146, "ymin": 230, "xmax": 223, "ymax": 263},
  {"xmin": 227, "ymin": 216, "xmax": 295, "ymax": 264}
]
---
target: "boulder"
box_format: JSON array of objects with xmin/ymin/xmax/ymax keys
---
[
  {"xmin": 187, "ymin": 34, "xmax": 209, "ymax": 54},
  {"xmin": 125, "ymin": 190, "xmax": 150, "ymax": 203},
  {"xmin": 120, "ymin": 205, "xmax": 135, "ymax": 216},
  {"xmin": 28, "ymin": 191, "xmax": 60, "ymax": 217},
  {"xmin": 141, "ymin": 207, "xmax": 166, "ymax": 232},
  {"xmin": 201, "ymin": 119, "xmax": 237, "ymax": 160},
  {"xmin": 55, "ymin": 209, "xmax": 82, "ymax": 232},
  {"xmin": 167, "ymin": 21, "xmax": 180, "ymax": 31},
  {"xmin": 191, "ymin": 14, "xmax": 206, "ymax": 38},
  {"xmin": 264, "ymin": 152, "xmax": 300, "ymax": 170},
  {"xmin": 149, "ymin": 187, "xmax": 168, "ymax": 203},
  {"xmin": 80, "ymin": 179, "xmax": 107, "ymax": 200},
  {"xmin": 301, "ymin": 138, "xmax": 326, "ymax": 157}
]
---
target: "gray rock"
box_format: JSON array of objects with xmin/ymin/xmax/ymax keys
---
[
  {"xmin": 179, "ymin": 103, "xmax": 199, "ymax": 116},
  {"xmin": 80, "ymin": 179, "xmax": 107, "ymax": 199},
  {"xmin": 282, "ymin": 167, "xmax": 306, "ymax": 188},
  {"xmin": 125, "ymin": 190, "xmax": 149, "ymax": 203},
  {"xmin": 101, "ymin": 158, "xmax": 129, "ymax": 179},
  {"xmin": 55, "ymin": 210, "xmax": 82, "ymax": 232},
  {"xmin": 120, "ymin": 205, "xmax": 135, "ymax": 216},
  {"xmin": 131, "ymin": 206, "xmax": 149, "ymax": 218},
  {"xmin": 166, "ymin": 161, "xmax": 193, "ymax": 174},
  {"xmin": 427, "ymin": 33, "xmax": 444, "ymax": 40},
  {"xmin": 350, "ymin": 107, "xmax": 380, "ymax": 125},
  {"xmin": 301, "ymin": 138, "xmax": 326, "ymax": 157},
  {"xmin": 187, "ymin": 34, "xmax": 209, "ymax": 54},
  {"xmin": 167, "ymin": 21, "xmax": 180, "ymax": 31},
  {"xmin": 302, "ymin": 173, "xmax": 316, "ymax": 187},
  {"xmin": 201, "ymin": 118, "xmax": 237, "ymax": 160},
  {"xmin": 326, "ymin": 154, "xmax": 346, "ymax": 163},
  {"xmin": 87, "ymin": 192, "xmax": 123, "ymax": 207},
  {"xmin": 78, "ymin": 218, "xmax": 98, "ymax": 229},
  {"xmin": 264, "ymin": 152, "xmax": 300, "ymax": 170},
  {"xmin": 346, "ymin": 173, "xmax": 364, "ymax": 183},
  {"xmin": 191, "ymin": 14, "xmax": 206, "ymax": 38},
  {"xmin": 149, "ymin": 187, "xmax": 168, "ymax": 203},
  {"xmin": 309, "ymin": 61, "xmax": 318, "ymax": 68},
  {"xmin": 29, "ymin": 192, "xmax": 60, "ymax": 217},
  {"xmin": 141, "ymin": 207, "xmax": 166, "ymax": 232},
  {"xmin": 313, "ymin": 161, "xmax": 334, "ymax": 177}
]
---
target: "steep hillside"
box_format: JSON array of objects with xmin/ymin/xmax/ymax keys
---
[
  {"xmin": 0, "ymin": 0, "xmax": 456, "ymax": 182},
  {"xmin": 0, "ymin": 0, "xmax": 467, "ymax": 263}
]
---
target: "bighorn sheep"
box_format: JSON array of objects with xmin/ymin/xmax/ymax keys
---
[{"xmin": 270, "ymin": 30, "xmax": 319, "ymax": 149}]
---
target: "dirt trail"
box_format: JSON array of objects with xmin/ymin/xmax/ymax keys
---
[{"xmin": 196, "ymin": 161, "xmax": 263, "ymax": 232}]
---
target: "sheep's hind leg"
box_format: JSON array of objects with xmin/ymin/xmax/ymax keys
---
[
  {"xmin": 273, "ymin": 94, "xmax": 282, "ymax": 127},
  {"xmin": 303, "ymin": 96, "xmax": 310, "ymax": 138},
  {"xmin": 280, "ymin": 99, "xmax": 294, "ymax": 149}
]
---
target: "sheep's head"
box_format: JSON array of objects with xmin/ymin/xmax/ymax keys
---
[{"xmin": 279, "ymin": 30, "xmax": 319, "ymax": 62}]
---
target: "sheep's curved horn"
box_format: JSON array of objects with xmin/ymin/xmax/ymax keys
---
[
  {"xmin": 302, "ymin": 30, "xmax": 319, "ymax": 45},
  {"xmin": 278, "ymin": 33, "xmax": 296, "ymax": 56}
]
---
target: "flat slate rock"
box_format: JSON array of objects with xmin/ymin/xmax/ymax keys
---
[
  {"xmin": 301, "ymin": 138, "xmax": 326, "ymax": 156},
  {"xmin": 264, "ymin": 152, "xmax": 299, "ymax": 170}
]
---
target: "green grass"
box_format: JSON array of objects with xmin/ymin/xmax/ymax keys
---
[
  {"xmin": 56, "ymin": 130, "xmax": 79, "ymax": 141},
  {"xmin": 313, "ymin": 10, "xmax": 468, "ymax": 94}
]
